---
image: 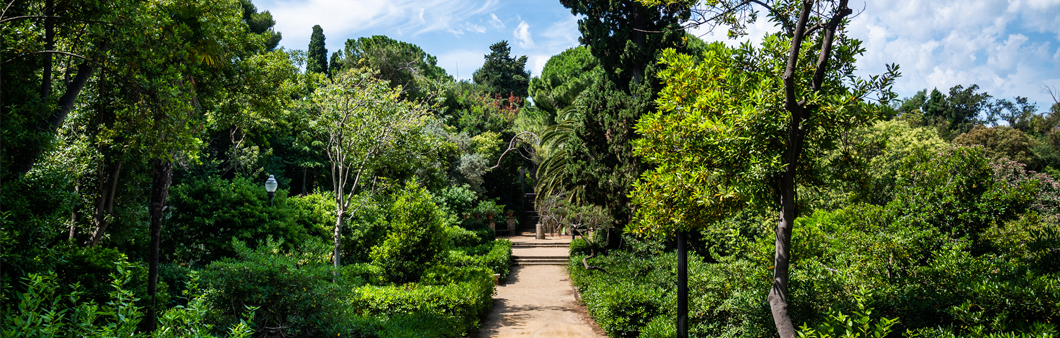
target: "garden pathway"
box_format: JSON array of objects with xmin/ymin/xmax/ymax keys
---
[{"xmin": 472, "ymin": 234, "xmax": 607, "ymax": 338}]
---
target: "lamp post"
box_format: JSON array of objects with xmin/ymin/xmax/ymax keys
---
[{"xmin": 265, "ymin": 175, "xmax": 278, "ymax": 206}]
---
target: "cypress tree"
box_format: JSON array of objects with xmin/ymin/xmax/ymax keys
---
[{"xmin": 307, "ymin": 25, "xmax": 328, "ymax": 75}]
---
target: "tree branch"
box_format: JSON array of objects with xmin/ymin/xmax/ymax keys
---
[
  {"xmin": 4, "ymin": 50, "xmax": 89, "ymax": 64},
  {"xmin": 810, "ymin": 0, "xmax": 851, "ymax": 92},
  {"xmin": 782, "ymin": 1, "xmax": 813, "ymax": 113},
  {"xmin": 488, "ymin": 131, "xmax": 540, "ymax": 170},
  {"xmin": 0, "ymin": 15, "xmax": 106, "ymax": 24}
]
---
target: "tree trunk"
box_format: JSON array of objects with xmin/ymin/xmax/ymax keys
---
[
  {"xmin": 87, "ymin": 159, "xmax": 123, "ymax": 247},
  {"xmin": 145, "ymin": 159, "xmax": 172, "ymax": 333},
  {"xmin": 333, "ymin": 210, "xmax": 343, "ymax": 269},
  {"xmin": 769, "ymin": 2, "xmax": 813, "ymax": 336},
  {"xmin": 768, "ymin": 132, "xmax": 799, "ymax": 338},
  {"xmin": 15, "ymin": 63, "xmax": 94, "ymax": 175},
  {"xmin": 69, "ymin": 184, "xmax": 80, "ymax": 241}
]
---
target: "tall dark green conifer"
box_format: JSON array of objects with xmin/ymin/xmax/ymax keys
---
[
  {"xmin": 307, "ymin": 25, "xmax": 328, "ymax": 75},
  {"xmin": 473, "ymin": 41, "xmax": 530, "ymax": 98},
  {"xmin": 554, "ymin": 0, "xmax": 687, "ymax": 225}
]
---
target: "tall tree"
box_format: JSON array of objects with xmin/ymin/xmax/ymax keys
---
[
  {"xmin": 238, "ymin": 0, "xmax": 282, "ymax": 50},
  {"xmin": 634, "ymin": 0, "xmax": 897, "ymax": 336},
  {"xmin": 329, "ymin": 35, "xmax": 451, "ymax": 99},
  {"xmin": 307, "ymin": 25, "xmax": 328, "ymax": 75},
  {"xmin": 311, "ymin": 69, "xmax": 430, "ymax": 270},
  {"xmin": 528, "ymin": 46, "xmax": 601, "ymax": 118},
  {"xmin": 473, "ymin": 41, "xmax": 531, "ymax": 98},
  {"xmin": 555, "ymin": 0, "xmax": 687, "ymax": 226}
]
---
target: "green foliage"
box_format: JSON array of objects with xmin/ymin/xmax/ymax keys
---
[
  {"xmin": 330, "ymin": 35, "xmax": 451, "ymax": 99},
  {"xmin": 166, "ymin": 176, "xmax": 331, "ymax": 264},
  {"xmin": 447, "ymin": 225, "xmax": 495, "ymax": 248},
  {"xmin": 954, "ymin": 125, "xmax": 1041, "ymax": 169},
  {"xmin": 349, "ymin": 265, "xmax": 495, "ymax": 337},
  {"xmin": 631, "ymin": 35, "xmax": 893, "ymax": 234},
  {"xmin": 432, "ymin": 183, "xmax": 480, "ymax": 219},
  {"xmin": 796, "ymin": 296, "xmax": 899, "ymax": 338},
  {"xmin": 306, "ymin": 25, "xmax": 328, "ymax": 75},
  {"xmin": 899, "ymin": 85, "xmax": 991, "ymax": 136},
  {"xmin": 809, "ymin": 117, "xmax": 949, "ymax": 208},
  {"xmin": 573, "ymin": 144, "xmax": 1060, "ymax": 337},
  {"xmin": 201, "ymin": 237, "xmax": 353, "ymax": 336},
  {"xmin": 370, "ymin": 181, "xmax": 450, "ymax": 284},
  {"xmin": 473, "ymin": 41, "xmax": 531, "ymax": 98},
  {"xmin": 2, "ymin": 256, "xmax": 252, "ymax": 337},
  {"xmin": 528, "ymin": 46, "xmax": 601, "ymax": 117},
  {"xmin": 446, "ymin": 240, "xmax": 513, "ymax": 280}
]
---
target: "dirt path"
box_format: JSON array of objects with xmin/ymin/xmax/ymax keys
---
[{"xmin": 473, "ymin": 235, "xmax": 607, "ymax": 338}]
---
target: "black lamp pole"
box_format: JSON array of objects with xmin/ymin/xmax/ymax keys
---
[{"xmin": 678, "ymin": 230, "xmax": 688, "ymax": 338}]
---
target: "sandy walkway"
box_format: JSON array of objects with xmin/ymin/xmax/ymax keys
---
[{"xmin": 473, "ymin": 234, "xmax": 606, "ymax": 338}]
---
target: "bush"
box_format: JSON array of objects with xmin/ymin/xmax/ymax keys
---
[
  {"xmin": 446, "ymin": 239, "xmax": 513, "ymax": 280},
  {"xmin": 165, "ymin": 176, "xmax": 331, "ymax": 265},
  {"xmin": 201, "ymin": 238, "xmax": 353, "ymax": 336},
  {"xmin": 570, "ymin": 145, "xmax": 1060, "ymax": 337},
  {"xmin": 1, "ymin": 256, "xmax": 253, "ymax": 338},
  {"xmin": 570, "ymin": 238, "xmax": 592, "ymax": 256},
  {"xmin": 349, "ymin": 265, "xmax": 494, "ymax": 337},
  {"xmin": 448, "ymin": 224, "xmax": 495, "ymax": 247},
  {"xmin": 370, "ymin": 181, "xmax": 450, "ymax": 284}
]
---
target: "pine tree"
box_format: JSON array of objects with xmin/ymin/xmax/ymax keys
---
[
  {"xmin": 307, "ymin": 25, "xmax": 328, "ymax": 75},
  {"xmin": 472, "ymin": 41, "xmax": 530, "ymax": 98}
]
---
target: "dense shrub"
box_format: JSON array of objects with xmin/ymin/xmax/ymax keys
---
[
  {"xmin": 2, "ymin": 256, "xmax": 253, "ymax": 338},
  {"xmin": 200, "ymin": 238, "xmax": 352, "ymax": 336},
  {"xmin": 432, "ymin": 183, "xmax": 479, "ymax": 219},
  {"xmin": 569, "ymin": 238, "xmax": 592, "ymax": 256},
  {"xmin": 342, "ymin": 194, "xmax": 389, "ymax": 264},
  {"xmin": 371, "ymin": 182, "xmax": 450, "ymax": 284},
  {"xmin": 165, "ymin": 176, "xmax": 332, "ymax": 265},
  {"xmin": 349, "ymin": 265, "xmax": 495, "ymax": 337},
  {"xmin": 448, "ymin": 223, "xmax": 496, "ymax": 247},
  {"xmin": 571, "ymin": 146, "xmax": 1060, "ymax": 337},
  {"xmin": 446, "ymin": 239, "xmax": 513, "ymax": 280}
]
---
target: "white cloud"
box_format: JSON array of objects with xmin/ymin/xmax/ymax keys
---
[
  {"xmin": 257, "ymin": 0, "xmax": 499, "ymax": 50},
  {"xmin": 489, "ymin": 13, "xmax": 505, "ymax": 29},
  {"xmin": 845, "ymin": 0, "xmax": 1060, "ymax": 105},
  {"xmin": 514, "ymin": 21, "xmax": 535, "ymax": 48}
]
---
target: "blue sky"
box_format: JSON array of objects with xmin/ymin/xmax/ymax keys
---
[{"xmin": 252, "ymin": 0, "xmax": 1060, "ymax": 107}]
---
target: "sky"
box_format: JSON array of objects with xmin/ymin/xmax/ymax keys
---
[{"xmin": 251, "ymin": 0, "xmax": 1060, "ymax": 108}]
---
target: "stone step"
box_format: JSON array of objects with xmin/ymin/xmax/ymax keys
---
[
  {"xmin": 511, "ymin": 242, "xmax": 570, "ymax": 248},
  {"xmin": 512, "ymin": 256, "xmax": 569, "ymax": 266}
]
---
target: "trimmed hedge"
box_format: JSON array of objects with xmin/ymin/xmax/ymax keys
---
[
  {"xmin": 446, "ymin": 239, "xmax": 513, "ymax": 280},
  {"xmin": 349, "ymin": 265, "xmax": 495, "ymax": 337}
]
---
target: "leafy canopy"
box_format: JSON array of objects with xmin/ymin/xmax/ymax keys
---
[{"xmin": 630, "ymin": 35, "xmax": 895, "ymax": 234}]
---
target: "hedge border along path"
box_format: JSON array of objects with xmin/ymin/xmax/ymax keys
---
[{"xmin": 472, "ymin": 234, "xmax": 607, "ymax": 338}]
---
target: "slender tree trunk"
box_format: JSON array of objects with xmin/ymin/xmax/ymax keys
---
[
  {"xmin": 87, "ymin": 159, "xmax": 123, "ymax": 247},
  {"xmin": 145, "ymin": 159, "xmax": 173, "ymax": 333},
  {"xmin": 15, "ymin": 63, "xmax": 94, "ymax": 175},
  {"xmin": 333, "ymin": 210, "xmax": 343, "ymax": 269},
  {"xmin": 69, "ymin": 184, "xmax": 80, "ymax": 241}
]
